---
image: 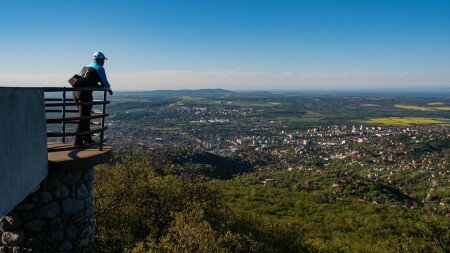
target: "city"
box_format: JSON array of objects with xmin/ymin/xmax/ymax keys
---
[{"xmin": 97, "ymin": 91, "xmax": 449, "ymax": 218}]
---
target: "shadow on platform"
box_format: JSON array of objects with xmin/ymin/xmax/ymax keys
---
[{"xmin": 47, "ymin": 142, "xmax": 112, "ymax": 172}]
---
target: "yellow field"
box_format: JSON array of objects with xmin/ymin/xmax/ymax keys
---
[
  {"xmin": 431, "ymin": 106, "xmax": 450, "ymax": 110},
  {"xmin": 395, "ymin": 104, "xmax": 450, "ymax": 111},
  {"xmin": 366, "ymin": 117, "xmax": 447, "ymax": 125},
  {"xmin": 360, "ymin": 103, "xmax": 381, "ymax": 107},
  {"xmin": 394, "ymin": 104, "xmax": 434, "ymax": 111},
  {"xmin": 427, "ymin": 102, "xmax": 444, "ymax": 105}
]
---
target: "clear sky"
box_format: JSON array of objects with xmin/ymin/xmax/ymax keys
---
[{"xmin": 1, "ymin": 0, "xmax": 449, "ymax": 90}]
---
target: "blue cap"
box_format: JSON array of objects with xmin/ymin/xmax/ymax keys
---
[{"xmin": 93, "ymin": 52, "xmax": 107, "ymax": 60}]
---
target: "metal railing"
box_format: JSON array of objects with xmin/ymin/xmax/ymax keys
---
[{"xmin": 44, "ymin": 87, "xmax": 110, "ymax": 152}]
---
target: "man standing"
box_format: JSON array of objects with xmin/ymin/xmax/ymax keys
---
[{"xmin": 73, "ymin": 52, "xmax": 113, "ymax": 146}]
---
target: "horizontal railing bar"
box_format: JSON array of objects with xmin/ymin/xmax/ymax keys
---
[
  {"xmin": 45, "ymin": 98, "xmax": 105, "ymax": 102},
  {"xmin": 49, "ymin": 121, "xmax": 102, "ymax": 125},
  {"xmin": 46, "ymin": 114, "xmax": 109, "ymax": 124},
  {"xmin": 46, "ymin": 109, "xmax": 79, "ymax": 113},
  {"xmin": 45, "ymin": 98, "xmax": 75, "ymax": 102},
  {"xmin": 45, "ymin": 110, "xmax": 106, "ymax": 113},
  {"xmin": 60, "ymin": 121, "xmax": 102, "ymax": 125},
  {"xmin": 45, "ymin": 101, "xmax": 110, "ymax": 107},
  {"xmin": 43, "ymin": 87, "xmax": 109, "ymax": 92},
  {"xmin": 47, "ymin": 126, "xmax": 108, "ymax": 137}
]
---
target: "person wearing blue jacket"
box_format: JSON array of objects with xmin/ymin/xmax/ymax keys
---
[
  {"xmin": 86, "ymin": 52, "xmax": 113, "ymax": 94},
  {"xmin": 73, "ymin": 52, "xmax": 113, "ymax": 146}
]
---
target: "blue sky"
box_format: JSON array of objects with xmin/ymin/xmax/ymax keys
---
[{"xmin": 0, "ymin": 0, "xmax": 449, "ymax": 90}]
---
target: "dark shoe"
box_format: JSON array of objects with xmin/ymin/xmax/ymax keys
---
[
  {"xmin": 74, "ymin": 142, "xmax": 84, "ymax": 147},
  {"xmin": 84, "ymin": 139, "xmax": 95, "ymax": 144}
]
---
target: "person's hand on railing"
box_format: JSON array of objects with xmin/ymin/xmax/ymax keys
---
[{"xmin": 108, "ymin": 88, "xmax": 113, "ymax": 95}]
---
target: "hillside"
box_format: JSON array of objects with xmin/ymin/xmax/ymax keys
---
[{"xmin": 93, "ymin": 148, "xmax": 450, "ymax": 253}]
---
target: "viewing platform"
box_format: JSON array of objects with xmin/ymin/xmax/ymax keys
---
[
  {"xmin": 0, "ymin": 86, "xmax": 112, "ymax": 252},
  {"xmin": 44, "ymin": 87, "xmax": 112, "ymax": 171}
]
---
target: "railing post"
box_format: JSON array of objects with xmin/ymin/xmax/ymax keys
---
[
  {"xmin": 62, "ymin": 88, "xmax": 66, "ymax": 143},
  {"xmin": 99, "ymin": 90, "xmax": 107, "ymax": 151}
]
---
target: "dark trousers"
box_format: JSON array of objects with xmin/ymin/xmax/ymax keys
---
[{"xmin": 74, "ymin": 98, "xmax": 93, "ymax": 144}]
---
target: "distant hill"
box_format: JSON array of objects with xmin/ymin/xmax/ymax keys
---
[
  {"xmin": 116, "ymin": 89, "xmax": 277, "ymax": 97},
  {"xmin": 144, "ymin": 89, "xmax": 235, "ymax": 97}
]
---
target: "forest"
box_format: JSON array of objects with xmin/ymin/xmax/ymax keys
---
[{"xmin": 93, "ymin": 148, "xmax": 449, "ymax": 253}]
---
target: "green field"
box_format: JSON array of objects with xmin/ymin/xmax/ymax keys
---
[
  {"xmin": 360, "ymin": 103, "xmax": 382, "ymax": 107},
  {"xmin": 275, "ymin": 116, "xmax": 324, "ymax": 124},
  {"xmin": 232, "ymin": 100, "xmax": 282, "ymax": 107}
]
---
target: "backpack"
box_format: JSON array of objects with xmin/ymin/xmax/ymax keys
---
[{"xmin": 68, "ymin": 67, "xmax": 88, "ymax": 87}]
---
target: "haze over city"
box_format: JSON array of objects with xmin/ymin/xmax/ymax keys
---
[{"xmin": 1, "ymin": 0, "xmax": 449, "ymax": 90}]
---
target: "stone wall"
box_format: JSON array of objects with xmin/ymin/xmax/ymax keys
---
[{"xmin": 0, "ymin": 166, "xmax": 95, "ymax": 253}]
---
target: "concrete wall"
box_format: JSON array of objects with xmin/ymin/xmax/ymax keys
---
[{"xmin": 0, "ymin": 87, "xmax": 48, "ymax": 217}]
